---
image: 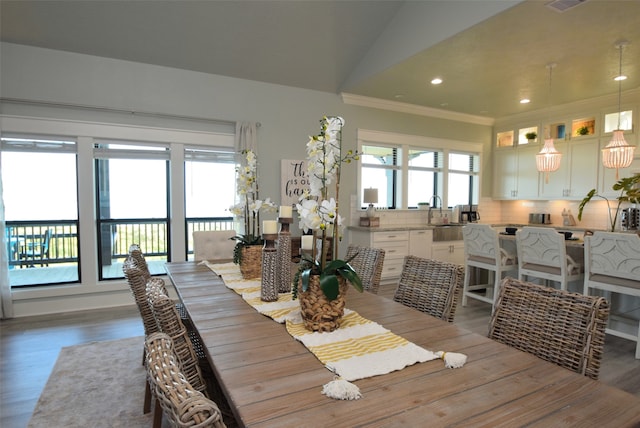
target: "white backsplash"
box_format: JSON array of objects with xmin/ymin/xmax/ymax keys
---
[{"xmin": 349, "ymin": 194, "xmax": 624, "ymax": 231}]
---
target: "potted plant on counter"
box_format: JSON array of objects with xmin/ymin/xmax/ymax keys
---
[{"xmin": 578, "ymin": 174, "xmax": 640, "ymax": 232}]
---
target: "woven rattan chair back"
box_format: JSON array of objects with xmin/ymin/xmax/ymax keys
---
[
  {"xmin": 123, "ymin": 257, "xmax": 159, "ymax": 336},
  {"xmin": 516, "ymin": 226, "xmax": 582, "ymax": 291},
  {"xmin": 584, "ymin": 232, "xmax": 640, "ymax": 359},
  {"xmin": 489, "ymin": 277, "xmax": 609, "ymax": 379},
  {"xmin": 393, "ymin": 256, "xmax": 464, "ymax": 322},
  {"xmin": 145, "ymin": 333, "xmax": 226, "ymax": 428},
  {"xmin": 146, "ymin": 279, "xmax": 207, "ymax": 396},
  {"xmin": 129, "ymin": 243, "xmax": 151, "ymax": 279},
  {"xmin": 462, "ymin": 224, "xmax": 517, "ymax": 308},
  {"xmin": 345, "ymin": 245, "xmax": 385, "ymax": 294}
]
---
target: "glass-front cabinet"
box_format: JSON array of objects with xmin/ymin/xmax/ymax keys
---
[{"xmin": 571, "ymin": 117, "xmax": 596, "ymax": 137}]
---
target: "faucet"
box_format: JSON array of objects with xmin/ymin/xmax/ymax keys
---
[{"xmin": 427, "ymin": 195, "xmax": 443, "ymax": 224}]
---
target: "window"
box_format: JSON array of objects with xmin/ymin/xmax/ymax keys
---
[
  {"xmin": 360, "ymin": 145, "xmax": 400, "ymax": 209},
  {"xmin": 94, "ymin": 141, "xmax": 170, "ymax": 280},
  {"xmin": 1, "ymin": 136, "xmax": 80, "ymax": 287},
  {"xmin": 358, "ymin": 131, "xmax": 481, "ymax": 209},
  {"xmin": 184, "ymin": 147, "xmax": 236, "ymax": 259},
  {"xmin": 604, "ymin": 110, "xmax": 633, "ymax": 133},
  {"xmin": 448, "ymin": 152, "xmax": 480, "ymax": 207}
]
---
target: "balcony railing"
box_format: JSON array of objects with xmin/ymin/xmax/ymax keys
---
[
  {"xmin": 6, "ymin": 217, "xmax": 235, "ymax": 284},
  {"xmin": 6, "ymin": 220, "xmax": 79, "ymax": 269}
]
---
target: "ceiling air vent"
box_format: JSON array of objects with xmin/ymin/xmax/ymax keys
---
[{"xmin": 545, "ymin": 0, "xmax": 587, "ymax": 13}]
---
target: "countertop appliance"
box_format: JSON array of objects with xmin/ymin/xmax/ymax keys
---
[
  {"xmin": 529, "ymin": 213, "xmax": 552, "ymax": 224},
  {"xmin": 621, "ymin": 208, "xmax": 639, "ymax": 230},
  {"xmin": 457, "ymin": 204, "xmax": 479, "ymax": 223}
]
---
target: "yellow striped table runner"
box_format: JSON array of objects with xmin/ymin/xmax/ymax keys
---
[{"xmin": 203, "ymin": 261, "xmax": 463, "ymax": 381}]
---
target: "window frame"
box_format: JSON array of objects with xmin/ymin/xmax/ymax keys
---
[{"xmin": 357, "ymin": 129, "xmax": 482, "ymax": 209}]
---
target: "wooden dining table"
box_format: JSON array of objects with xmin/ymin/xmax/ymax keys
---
[{"xmin": 165, "ymin": 261, "xmax": 640, "ymax": 427}]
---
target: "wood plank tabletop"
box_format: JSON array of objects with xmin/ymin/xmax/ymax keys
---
[{"xmin": 165, "ymin": 261, "xmax": 640, "ymax": 427}]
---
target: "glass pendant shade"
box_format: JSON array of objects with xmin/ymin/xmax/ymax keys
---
[
  {"xmin": 536, "ymin": 138, "xmax": 562, "ymax": 183},
  {"xmin": 602, "ymin": 130, "xmax": 635, "ymax": 180}
]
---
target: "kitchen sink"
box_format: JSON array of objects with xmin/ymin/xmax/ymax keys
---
[{"xmin": 432, "ymin": 224, "xmax": 464, "ymax": 241}]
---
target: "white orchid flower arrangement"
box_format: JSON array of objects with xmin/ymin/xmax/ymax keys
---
[
  {"xmin": 293, "ymin": 116, "xmax": 363, "ymax": 300},
  {"xmin": 229, "ymin": 149, "xmax": 277, "ymax": 263}
]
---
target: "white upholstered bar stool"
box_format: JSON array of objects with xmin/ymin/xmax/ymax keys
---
[
  {"xmin": 193, "ymin": 230, "xmax": 237, "ymax": 262},
  {"xmin": 462, "ymin": 224, "xmax": 517, "ymax": 308},
  {"xmin": 584, "ymin": 231, "xmax": 640, "ymax": 359},
  {"xmin": 516, "ymin": 226, "xmax": 583, "ymax": 291}
]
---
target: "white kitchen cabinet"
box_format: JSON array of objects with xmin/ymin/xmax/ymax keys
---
[
  {"xmin": 493, "ymin": 145, "xmax": 540, "ymax": 200},
  {"xmin": 349, "ymin": 228, "xmax": 433, "ymax": 284},
  {"xmin": 538, "ymin": 138, "xmax": 599, "ymax": 200},
  {"xmin": 409, "ymin": 229, "xmax": 432, "ymax": 259},
  {"xmin": 599, "ymin": 154, "xmax": 640, "ymax": 198},
  {"xmin": 431, "ymin": 241, "xmax": 465, "ymax": 265}
]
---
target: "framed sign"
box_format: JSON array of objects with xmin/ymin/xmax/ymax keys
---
[{"xmin": 281, "ymin": 159, "xmax": 308, "ymax": 206}]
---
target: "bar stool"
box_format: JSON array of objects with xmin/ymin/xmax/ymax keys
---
[
  {"xmin": 462, "ymin": 224, "xmax": 518, "ymax": 309},
  {"xmin": 516, "ymin": 226, "xmax": 582, "ymax": 291},
  {"xmin": 584, "ymin": 231, "xmax": 640, "ymax": 359}
]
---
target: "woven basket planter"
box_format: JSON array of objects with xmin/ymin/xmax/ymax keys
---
[
  {"xmin": 239, "ymin": 245, "xmax": 262, "ymax": 279},
  {"xmin": 298, "ymin": 275, "xmax": 348, "ymax": 332}
]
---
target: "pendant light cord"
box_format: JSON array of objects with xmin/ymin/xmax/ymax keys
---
[{"xmin": 616, "ymin": 44, "xmax": 623, "ymax": 129}]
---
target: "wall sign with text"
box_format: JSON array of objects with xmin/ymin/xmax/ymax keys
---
[{"xmin": 281, "ymin": 159, "xmax": 308, "ymax": 206}]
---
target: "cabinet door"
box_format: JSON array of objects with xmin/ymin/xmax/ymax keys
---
[
  {"xmin": 515, "ymin": 145, "xmax": 540, "ymax": 199},
  {"xmin": 432, "ymin": 241, "xmax": 465, "ymax": 264},
  {"xmin": 493, "ymin": 149, "xmax": 518, "ymax": 199},
  {"xmin": 566, "ymin": 138, "xmax": 599, "ymax": 199},
  {"xmin": 539, "ymin": 138, "xmax": 598, "ymax": 200},
  {"xmin": 599, "ymin": 153, "xmax": 640, "ymax": 198},
  {"xmin": 431, "ymin": 242, "xmax": 452, "ymax": 263},
  {"xmin": 538, "ymin": 141, "xmax": 569, "ymax": 199},
  {"xmin": 409, "ymin": 229, "xmax": 432, "ymax": 259}
]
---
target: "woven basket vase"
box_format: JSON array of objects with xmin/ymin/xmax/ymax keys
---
[
  {"xmin": 298, "ymin": 275, "xmax": 348, "ymax": 332},
  {"xmin": 239, "ymin": 245, "xmax": 262, "ymax": 279}
]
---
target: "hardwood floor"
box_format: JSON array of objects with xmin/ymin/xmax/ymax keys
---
[{"xmin": 2, "ymin": 287, "xmax": 639, "ymax": 428}]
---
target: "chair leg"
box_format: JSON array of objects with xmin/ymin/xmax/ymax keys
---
[
  {"xmin": 144, "ymin": 380, "xmax": 152, "ymax": 414},
  {"xmin": 152, "ymin": 398, "xmax": 163, "ymax": 428},
  {"xmin": 462, "ymin": 266, "xmax": 470, "ymax": 306}
]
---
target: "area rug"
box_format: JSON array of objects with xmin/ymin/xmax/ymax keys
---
[{"xmin": 28, "ymin": 336, "xmax": 163, "ymax": 428}]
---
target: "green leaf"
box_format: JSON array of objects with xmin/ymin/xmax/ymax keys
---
[
  {"xmin": 300, "ymin": 268, "xmax": 312, "ymax": 294},
  {"xmin": 319, "ymin": 273, "xmax": 340, "ymax": 300},
  {"xmin": 577, "ymin": 188, "xmax": 598, "ymax": 221},
  {"xmin": 338, "ymin": 266, "xmax": 363, "ymax": 293}
]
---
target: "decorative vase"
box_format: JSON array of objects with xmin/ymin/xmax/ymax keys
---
[
  {"xmin": 260, "ymin": 233, "xmax": 278, "ymax": 302},
  {"xmin": 276, "ymin": 218, "xmax": 292, "ymax": 293},
  {"xmin": 298, "ymin": 275, "xmax": 348, "ymax": 332},
  {"xmin": 239, "ymin": 244, "xmax": 262, "ymax": 279}
]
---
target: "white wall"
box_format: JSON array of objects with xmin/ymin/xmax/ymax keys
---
[{"xmin": 1, "ymin": 43, "xmax": 492, "ymax": 316}]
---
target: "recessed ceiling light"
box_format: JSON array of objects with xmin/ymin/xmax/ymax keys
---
[
  {"xmin": 520, "ymin": 98, "xmax": 531, "ymax": 104},
  {"xmin": 440, "ymin": 102, "xmax": 448, "ymax": 107},
  {"xmin": 614, "ymin": 75, "xmax": 627, "ymax": 81},
  {"xmin": 394, "ymin": 94, "xmax": 404, "ymax": 99},
  {"xmin": 431, "ymin": 78, "xmax": 443, "ymax": 85}
]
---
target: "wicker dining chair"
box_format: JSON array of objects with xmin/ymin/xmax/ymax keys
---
[
  {"xmin": 146, "ymin": 279, "xmax": 237, "ymax": 427},
  {"xmin": 489, "ymin": 277, "xmax": 610, "ymax": 380},
  {"xmin": 146, "ymin": 279, "xmax": 207, "ymax": 395},
  {"xmin": 393, "ymin": 256, "xmax": 464, "ymax": 322},
  {"xmin": 345, "ymin": 245, "xmax": 385, "ymax": 294},
  {"xmin": 127, "ymin": 244, "xmax": 193, "ymax": 328},
  {"xmin": 145, "ymin": 332, "xmax": 226, "ymax": 428}
]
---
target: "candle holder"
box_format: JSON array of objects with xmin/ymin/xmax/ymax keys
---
[
  {"xmin": 276, "ymin": 217, "xmax": 292, "ymax": 293},
  {"xmin": 260, "ymin": 233, "xmax": 279, "ymax": 302}
]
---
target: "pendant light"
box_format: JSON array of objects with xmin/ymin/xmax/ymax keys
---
[
  {"xmin": 536, "ymin": 63, "xmax": 562, "ymax": 184},
  {"xmin": 602, "ymin": 40, "xmax": 635, "ymax": 181}
]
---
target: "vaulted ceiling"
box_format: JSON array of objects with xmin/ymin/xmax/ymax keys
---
[{"xmin": 2, "ymin": 0, "xmax": 639, "ymax": 119}]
